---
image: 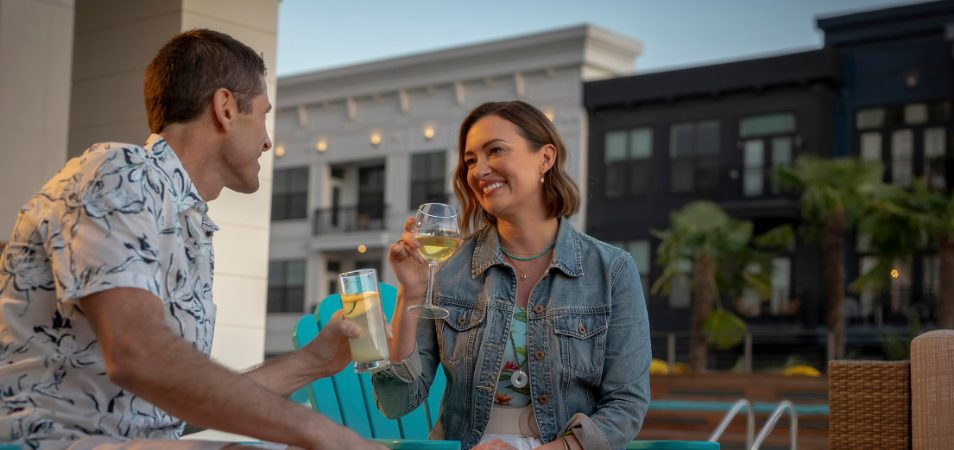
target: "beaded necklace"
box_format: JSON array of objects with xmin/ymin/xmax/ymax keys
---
[{"xmin": 499, "ymin": 242, "xmax": 555, "ymax": 261}]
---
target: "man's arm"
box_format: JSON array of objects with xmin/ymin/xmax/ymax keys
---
[{"xmin": 81, "ymin": 287, "xmax": 381, "ymax": 450}]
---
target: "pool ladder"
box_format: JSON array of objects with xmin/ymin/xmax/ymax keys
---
[{"xmin": 708, "ymin": 399, "xmax": 798, "ymax": 450}]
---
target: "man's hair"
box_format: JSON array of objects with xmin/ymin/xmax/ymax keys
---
[{"xmin": 144, "ymin": 29, "xmax": 266, "ymax": 133}]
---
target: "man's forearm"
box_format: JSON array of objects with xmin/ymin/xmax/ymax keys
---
[
  {"xmin": 245, "ymin": 350, "xmax": 322, "ymax": 398},
  {"xmin": 114, "ymin": 329, "xmax": 339, "ymax": 448}
]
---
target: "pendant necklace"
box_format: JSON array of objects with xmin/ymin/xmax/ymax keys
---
[{"xmin": 509, "ymin": 321, "xmax": 529, "ymax": 388}]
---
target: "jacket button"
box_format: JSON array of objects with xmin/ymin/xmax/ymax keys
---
[
  {"xmin": 578, "ymin": 325, "xmax": 586, "ymax": 334},
  {"xmin": 458, "ymin": 316, "xmax": 466, "ymax": 325},
  {"xmin": 534, "ymin": 351, "xmax": 544, "ymax": 361},
  {"xmin": 538, "ymin": 394, "xmax": 549, "ymax": 405},
  {"xmin": 533, "ymin": 305, "xmax": 544, "ymax": 314}
]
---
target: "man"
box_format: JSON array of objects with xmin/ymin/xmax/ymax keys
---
[{"xmin": 0, "ymin": 29, "xmax": 384, "ymax": 450}]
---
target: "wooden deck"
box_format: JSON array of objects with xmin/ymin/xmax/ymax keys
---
[{"xmin": 643, "ymin": 373, "xmax": 829, "ymax": 450}]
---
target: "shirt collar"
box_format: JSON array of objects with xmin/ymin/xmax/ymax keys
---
[
  {"xmin": 470, "ymin": 217, "xmax": 583, "ymax": 279},
  {"xmin": 144, "ymin": 134, "xmax": 215, "ymax": 228}
]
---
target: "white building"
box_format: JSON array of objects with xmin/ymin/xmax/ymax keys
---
[{"xmin": 265, "ymin": 25, "xmax": 642, "ymax": 354}]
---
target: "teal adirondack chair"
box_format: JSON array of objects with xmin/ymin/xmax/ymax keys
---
[{"xmin": 291, "ymin": 282, "xmax": 451, "ymax": 445}]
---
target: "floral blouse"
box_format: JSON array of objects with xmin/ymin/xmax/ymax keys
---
[{"xmin": 494, "ymin": 307, "xmax": 531, "ymax": 407}]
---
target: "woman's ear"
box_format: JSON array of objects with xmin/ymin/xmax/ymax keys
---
[{"xmin": 541, "ymin": 143, "xmax": 557, "ymax": 173}]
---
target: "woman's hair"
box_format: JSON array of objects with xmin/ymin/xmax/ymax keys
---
[{"xmin": 452, "ymin": 100, "xmax": 580, "ymax": 236}]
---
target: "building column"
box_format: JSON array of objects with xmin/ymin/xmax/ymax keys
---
[
  {"xmin": 0, "ymin": 0, "xmax": 74, "ymax": 239},
  {"xmin": 71, "ymin": 0, "xmax": 279, "ymax": 369}
]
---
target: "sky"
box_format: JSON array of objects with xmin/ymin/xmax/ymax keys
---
[{"xmin": 276, "ymin": 0, "xmax": 926, "ymax": 77}]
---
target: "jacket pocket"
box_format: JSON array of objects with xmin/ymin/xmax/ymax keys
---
[
  {"xmin": 551, "ymin": 311, "xmax": 609, "ymax": 378},
  {"xmin": 438, "ymin": 300, "xmax": 486, "ymax": 365}
]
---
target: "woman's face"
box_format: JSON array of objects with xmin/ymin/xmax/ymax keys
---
[{"xmin": 462, "ymin": 115, "xmax": 553, "ymax": 221}]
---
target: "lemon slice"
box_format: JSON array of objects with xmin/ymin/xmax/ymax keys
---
[{"xmin": 341, "ymin": 292, "xmax": 374, "ymax": 318}]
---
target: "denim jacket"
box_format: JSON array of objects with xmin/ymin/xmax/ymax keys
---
[{"xmin": 372, "ymin": 219, "xmax": 650, "ymax": 450}]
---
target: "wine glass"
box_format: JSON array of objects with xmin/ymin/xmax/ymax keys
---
[{"xmin": 407, "ymin": 203, "xmax": 461, "ymax": 319}]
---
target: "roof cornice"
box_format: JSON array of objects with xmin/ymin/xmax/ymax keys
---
[{"xmin": 277, "ymin": 24, "xmax": 641, "ymax": 108}]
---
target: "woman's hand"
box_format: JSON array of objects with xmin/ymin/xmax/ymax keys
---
[{"xmin": 388, "ymin": 217, "xmax": 428, "ymax": 299}]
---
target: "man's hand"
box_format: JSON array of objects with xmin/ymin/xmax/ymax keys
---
[{"xmin": 301, "ymin": 312, "xmax": 361, "ymax": 378}]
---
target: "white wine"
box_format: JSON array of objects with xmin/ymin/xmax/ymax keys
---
[
  {"xmin": 341, "ymin": 291, "xmax": 388, "ymax": 363},
  {"xmin": 416, "ymin": 235, "xmax": 460, "ymax": 263}
]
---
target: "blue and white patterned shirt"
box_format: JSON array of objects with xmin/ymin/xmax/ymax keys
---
[{"xmin": 0, "ymin": 135, "xmax": 218, "ymax": 449}]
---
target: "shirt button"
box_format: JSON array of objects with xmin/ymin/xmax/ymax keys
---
[
  {"xmin": 538, "ymin": 394, "xmax": 549, "ymax": 405},
  {"xmin": 533, "ymin": 305, "xmax": 544, "ymax": 314},
  {"xmin": 534, "ymin": 351, "xmax": 544, "ymax": 361}
]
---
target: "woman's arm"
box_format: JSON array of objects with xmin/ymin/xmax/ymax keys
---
[
  {"xmin": 371, "ymin": 218, "xmax": 442, "ymax": 418},
  {"xmin": 372, "ymin": 285, "xmax": 443, "ymax": 418},
  {"xmin": 561, "ymin": 253, "xmax": 651, "ymax": 450}
]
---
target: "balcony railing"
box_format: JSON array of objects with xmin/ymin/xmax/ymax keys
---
[{"xmin": 312, "ymin": 204, "xmax": 388, "ymax": 235}]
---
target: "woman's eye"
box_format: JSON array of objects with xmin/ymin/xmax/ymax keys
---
[{"xmin": 464, "ymin": 158, "xmax": 476, "ymax": 167}]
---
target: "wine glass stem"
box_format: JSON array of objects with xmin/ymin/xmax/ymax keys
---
[{"xmin": 424, "ymin": 262, "xmax": 438, "ymax": 307}]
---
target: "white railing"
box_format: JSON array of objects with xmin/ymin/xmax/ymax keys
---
[
  {"xmin": 708, "ymin": 399, "xmax": 754, "ymax": 449},
  {"xmin": 751, "ymin": 400, "xmax": 798, "ymax": 450}
]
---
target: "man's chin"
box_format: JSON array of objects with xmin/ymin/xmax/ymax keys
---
[{"xmin": 228, "ymin": 180, "xmax": 259, "ymax": 194}]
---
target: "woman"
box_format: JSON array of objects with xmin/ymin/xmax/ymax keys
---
[{"xmin": 373, "ymin": 101, "xmax": 650, "ymax": 450}]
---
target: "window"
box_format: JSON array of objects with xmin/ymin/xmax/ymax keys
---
[
  {"xmin": 268, "ymin": 260, "xmax": 305, "ymax": 313},
  {"xmin": 669, "ymin": 120, "xmax": 720, "ymax": 194},
  {"xmin": 611, "ymin": 239, "xmax": 652, "ymax": 292},
  {"xmin": 605, "ymin": 128, "xmax": 653, "ymax": 197},
  {"xmin": 769, "ymin": 257, "xmax": 792, "ymax": 316},
  {"xmin": 892, "ymin": 129, "xmax": 913, "ymax": 187},
  {"xmin": 925, "ymin": 127, "xmax": 947, "ymax": 190},
  {"xmin": 860, "ymin": 132, "xmax": 882, "ymax": 162},
  {"xmin": 410, "ymin": 151, "xmax": 447, "ymax": 208},
  {"xmin": 271, "ymin": 167, "xmax": 308, "ymax": 221},
  {"xmin": 358, "ymin": 165, "xmax": 385, "ymax": 220},
  {"xmin": 855, "ymin": 101, "xmax": 950, "ymax": 190},
  {"xmin": 668, "ymin": 259, "xmax": 692, "ymax": 308},
  {"xmin": 739, "ymin": 113, "xmax": 796, "ymax": 197}
]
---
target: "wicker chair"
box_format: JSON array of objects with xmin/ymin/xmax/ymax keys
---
[
  {"xmin": 828, "ymin": 360, "xmax": 910, "ymax": 448},
  {"xmin": 828, "ymin": 329, "xmax": 954, "ymax": 450}
]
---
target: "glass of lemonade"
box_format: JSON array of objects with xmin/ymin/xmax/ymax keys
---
[{"xmin": 338, "ymin": 269, "xmax": 390, "ymax": 373}]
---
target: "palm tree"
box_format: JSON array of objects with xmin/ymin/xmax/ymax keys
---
[
  {"xmin": 855, "ymin": 181, "xmax": 954, "ymax": 328},
  {"xmin": 652, "ymin": 201, "xmax": 792, "ymax": 372},
  {"xmin": 776, "ymin": 156, "xmax": 883, "ymax": 359}
]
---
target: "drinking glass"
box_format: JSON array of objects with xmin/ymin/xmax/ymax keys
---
[
  {"xmin": 338, "ymin": 269, "xmax": 390, "ymax": 373},
  {"xmin": 407, "ymin": 203, "xmax": 461, "ymax": 320}
]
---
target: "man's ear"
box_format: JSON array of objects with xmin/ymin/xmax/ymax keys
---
[{"xmin": 211, "ymin": 88, "xmax": 236, "ymax": 131}]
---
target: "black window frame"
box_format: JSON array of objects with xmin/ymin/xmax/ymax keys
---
[
  {"xmin": 604, "ymin": 127, "xmax": 654, "ymax": 198},
  {"xmin": 669, "ymin": 119, "xmax": 721, "ymax": 194},
  {"xmin": 267, "ymin": 259, "xmax": 306, "ymax": 313},
  {"xmin": 271, "ymin": 167, "xmax": 309, "ymax": 221},
  {"xmin": 410, "ymin": 150, "xmax": 447, "ymax": 208}
]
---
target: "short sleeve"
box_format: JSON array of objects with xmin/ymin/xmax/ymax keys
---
[{"xmin": 44, "ymin": 150, "xmax": 166, "ymax": 308}]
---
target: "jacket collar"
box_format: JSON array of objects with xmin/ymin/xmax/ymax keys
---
[{"xmin": 470, "ymin": 217, "xmax": 583, "ymax": 279}]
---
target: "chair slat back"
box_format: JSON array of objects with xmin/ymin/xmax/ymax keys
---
[{"xmin": 292, "ymin": 282, "xmax": 442, "ymax": 440}]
